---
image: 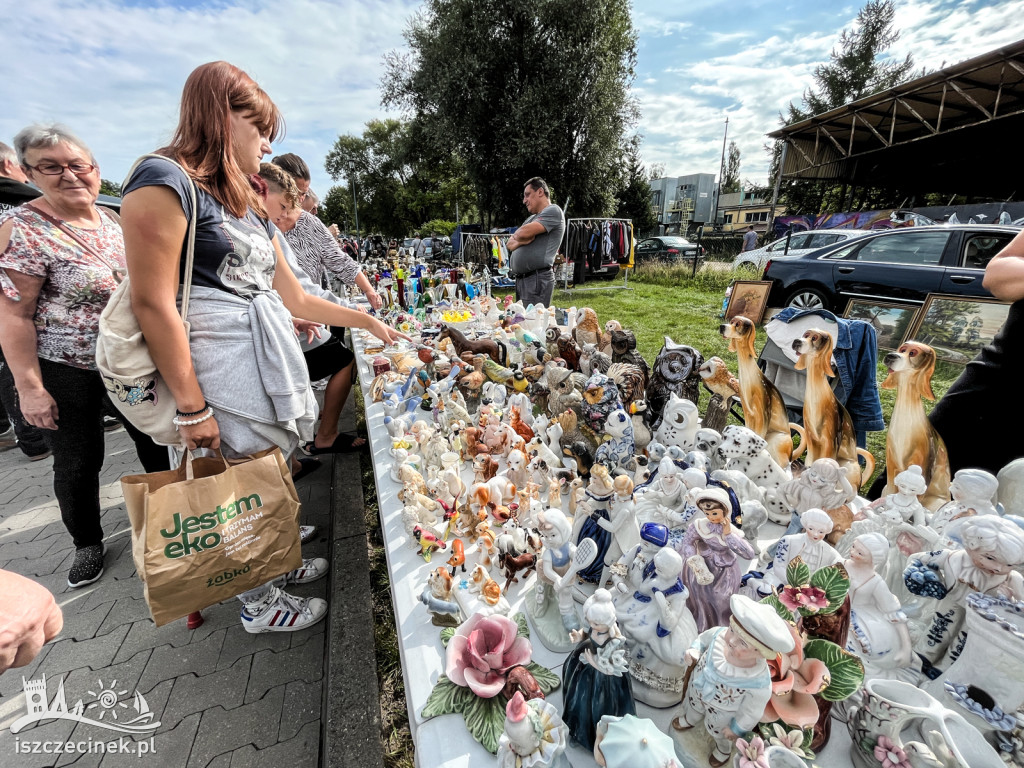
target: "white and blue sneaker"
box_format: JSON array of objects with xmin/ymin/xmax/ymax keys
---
[
  {"xmin": 284, "ymin": 557, "xmax": 329, "ymax": 585},
  {"xmin": 240, "ymin": 586, "xmax": 327, "ymax": 633}
]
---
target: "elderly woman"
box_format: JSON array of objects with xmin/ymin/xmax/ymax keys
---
[
  {"xmin": 120, "ymin": 61, "xmax": 406, "ymax": 634},
  {"xmin": 0, "ymin": 124, "xmax": 170, "ymax": 588}
]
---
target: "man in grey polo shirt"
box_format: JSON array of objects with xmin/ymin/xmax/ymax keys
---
[{"xmin": 507, "ymin": 177, "xmax": 565, "ymax": 307}]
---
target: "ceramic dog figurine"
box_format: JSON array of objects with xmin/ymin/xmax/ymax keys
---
[
  {"xmin": 719, "ymin": 316, "xmax": 802, "ymax": 468},
  {"xmin": 793, "ymin": 328, "xmax": 875, "ymax": 490},
  {"xmin": 880, "ymin": 341, "xmax": 951, "ymax": 510},
  {"xmin": 716, "ymin": 424, "xmax": 791, "ymax": 489}
]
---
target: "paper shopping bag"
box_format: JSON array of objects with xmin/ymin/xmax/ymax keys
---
[{"xmin": 121, "ymin": 448, "xmax": 302, "ymax": 626}]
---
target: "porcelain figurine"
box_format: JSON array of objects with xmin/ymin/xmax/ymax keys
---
[
  {"xmin": 594, "ymin": 475, "xmax": 641, "ymax": 590},
  {"xmin": 670, "ymin": 594, "xmax": 795, "ymax": 768},
  {"xmin": 928, "ymin": 468, "xmax": 1000, "ymax": 537},
  {"xmin": 692, "ymin": 428, "xmax": 724, "ymax": 470},
  {"xmin": 421, "ymin": 431, "xmax": 450, "ymax": 471},
  {"xmin": 507, "ymin": 391, "xmax": 534, "ymax": 427},
  {"xmin": 506, "ymin": 448, "xmax": 531, "ymax": 490},
  {"xmin": 697, "ymin": 356, "xmax": 740, "ymax": 435},
  {"xmin": 844, "ymin": 533, "xmax": 914, "ymax": 680},
  {"xmin": 472, "ymin": 453, "xmax": 499, "ymax": 484},
  {"xmin": 481, "ymin": 381, "xmax": 508, "ymax": 410},
  {"xmin": 573, "ymin": 307, "xmax": 602, "ymax": 348},
  {"xmin": 541, "ymin": 366, "xmax": 583, "ymax": 418},
  {"xmin": 645, "ymin": 336, "xmax": 704, "ymax": 429},
  {"xmin": 594, "ymin": 407, "xmax": 635, "ymax": 471},
  {"xmin": 906, "ymin": 514, "xmax": 1024, "ymax": 676},
  {"xmin": 771, "ymin": 457, "xmax": 855, "ymax": 531},
  {"xmin": 760, "ymin": 509, "xmax": 841, "ymax": 593},
  {"xmin": 497, "ymin": 691, "xmax": 570, "ymax": 768},
  {"xmin": 571, "ymin": 465, "xmax": 617, "ymax": 584},
  {"xmin": 627, "ymin": 400, "xmax": 652, "ymax": 453},
  {"xmin": 418, "ymin": 566, "xmax": 462, "ymax": 626},
  {"xmin": 851, "ymin": 465, "xmax": 939, "ymax": 561},
  {"xmin": 528, "ymin": 507, "xmax": 584, "ymax": 651},
  {"xmin": 593, "ymin": 714, "xmax": 681, "ymax": 768},
  {"xmin": 412, "ymin": 524, "xmax": 447, "ymax": 562},
  {"xmin": 562, "ymin": 589, "xmax": 636, "ymax": 750},
  {"xmin": 997, "ymin": 458, "xmax": 1024, "ymax": 517},
  {"xmin": 582, "ymin": 372, "xmax": 623, "ymax": 436},
  {"xmin": 635, "ymin": 457, "xmax": 688, "ymax": 523},
  {"xmin": 615, "ymin": 547, "xmax": 699, "ymax": 707},
  {"xmin": 677, "ymin": 487, "xmax": 757, "ymax": 632},
  {"xmin": 610, "ymin": 522, "xmax": 669, "ymax": 606},
  {"xmin": 651, "ymin": 393, "xmax": 700, "ymax": 452},
  {"xmin": 846, "ymin": 678, "xmax": 1004, "ymax": 768},
  {"xmin": 579, "ymin": 342, "xmax": 612, "ymax": 377},
  {"xmin": 609, "ymin": 329, "xmax": 650, "ymax": 388},
  {"xmin": 462, "ymin": 563, "xmax": 511, "ymax": 617}
]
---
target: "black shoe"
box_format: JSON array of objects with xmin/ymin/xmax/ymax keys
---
[
  {"xmin": 0, "ymin": 426, "xmax": 16, "ymax": 452},
  {"xmin": 68, "ymin": 543, "xmax": 106, "ymax": 588},
  {"xmin": 103, "ymin": 416, "xmax": 122, "ymax": 432}
]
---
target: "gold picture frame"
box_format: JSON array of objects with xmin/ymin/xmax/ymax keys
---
[
  {"xmin": 906, "ymin": 293, "xmax": 1011, "ymax": 364},
  {"xmin": 725, "ymin": 280, "xmax": 772, "ymax": 324},
  {"xmin": 842, "ymin": 299, "xmax": 920, "ymax": 351}
]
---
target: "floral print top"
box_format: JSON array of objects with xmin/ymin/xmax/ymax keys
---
[{"xmin": 0, "ymin": 206, "xmax": 124, "ymax": 370}]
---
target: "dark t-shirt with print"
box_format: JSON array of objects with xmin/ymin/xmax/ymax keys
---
[{"xmin": 121, "ymin": 156, "xmax": 277, "ymax": 297}]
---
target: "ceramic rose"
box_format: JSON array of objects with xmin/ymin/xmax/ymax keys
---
[{"xmin": 446, "ymin": 613, "xmax": 532, "ymax": 698}]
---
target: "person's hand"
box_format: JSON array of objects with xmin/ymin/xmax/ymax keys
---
[
  {"xmin": 19, "ymin": 387, "xmax": 59, "ymax": 430},
  {"xmin": 365, "ymin": 289, "xmax": 382, "ymax": 311},
  {"xmin": 368, "ymin": 317, "xmax": 411, "ymax": 345},
  {"xmin": 178, "ymin": 415, "xmax": 221, "ymax": 451},
  {"xmin": 292, "ymin": 318, "xmax": 324, "ymax": 344},
  {"xmin": 0, "ymin": 569, "xmax": 63, "ymax": 673}
]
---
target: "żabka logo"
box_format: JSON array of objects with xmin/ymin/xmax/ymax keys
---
[{"xmin": 11, "ymin": 674, "xmax": 161, "ymax": 735}]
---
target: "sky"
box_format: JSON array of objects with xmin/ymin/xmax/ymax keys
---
[{"xmin": 4, "ymin": 0, "xmax": 1023, "ymax": 207}]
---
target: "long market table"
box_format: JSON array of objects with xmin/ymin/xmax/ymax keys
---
[{"xmin": 350, "ymin": 327, "xmax": 856, "ymax": 768}]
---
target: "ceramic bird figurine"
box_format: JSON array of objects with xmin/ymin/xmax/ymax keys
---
[
  {"xmin": 483, "ymin": 358, "xmax": 517, "ymax": 387},
  {"xmin": 628, "ymin": 399, "xmax": 652, "ymax": 452},
  {"xmin": 599, "ymin": 320, "xmax": 622, "ymax": 355},
  {"xmin": 573, "ymin": 307, "xmax": 601, "ymax": 348},
  {"xmin": 512, "ymin": 370, "xmax": 530, "ymax": 393},
  {"xmin": 607, "ymin": 362, "xmax": 646, "ymax": 407}
]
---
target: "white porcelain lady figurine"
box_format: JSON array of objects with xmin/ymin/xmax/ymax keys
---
[
  {"xmin": 615, "ymin": 547, "xmax": 699, "ymax": 707},
  {"xmin": 528, "ymin": 507, "xmax": 584, "ymax": 651},
  {"xmin": 929, "ymin": 468, "xmax": 1001, "ymax": 536},
  {"xmin": 497, "ymin": 691, "xmax": 570, "ymax": 768},
  {"xmin": 909, "ymin": 515, "xmax": 1024, "ymax": 674},
  {"xmin": 844, "ymin": 533, "xmax": 913, "ymax": 680},
  {"xmin": 596, "ymin": 475, "xmax": 641, "ymax": 589},
  {"xmin": 763, "ymin": 508, "xmax": 841, "ymax": 591}
]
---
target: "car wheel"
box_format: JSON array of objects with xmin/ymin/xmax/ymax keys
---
[{"xmin": 785, "ymin": 287, "xmax": 829, "ymax": 311}]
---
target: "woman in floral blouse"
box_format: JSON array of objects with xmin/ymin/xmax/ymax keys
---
[{"xmin": 0, "ymin": 124, "xmax": 168, "ymax": 588}]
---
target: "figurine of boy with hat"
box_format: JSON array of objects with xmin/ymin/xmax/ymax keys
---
[{"xmin": 670, "ymin": 594, "xmax": 795, "ymax": 767}]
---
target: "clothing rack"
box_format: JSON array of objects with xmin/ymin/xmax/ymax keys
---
[
  {"xmin": 459, "ymin": 231, "xmax": 512, "ymax": 270},
  {"xmin": 562, "ymin": 217, "xmax": 635, "ymax": 293}
]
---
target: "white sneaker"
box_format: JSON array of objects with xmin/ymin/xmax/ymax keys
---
[
  {"xmin": 285, "ymin": 557, "xmax": 329, "ymax": 585},
  {"xmin": 299, "ymin": 525, "xmax": 317, "ymax": 544},
  {"xmin": 240, "ymin": 586, "xmax": 327, "ymax": 633}
]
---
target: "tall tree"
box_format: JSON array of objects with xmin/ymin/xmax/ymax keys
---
[
  {"xmin": 613, "ymin": 142, "xmax": 658, "ymax": 236},
  {"xmin": 382, "ymin": 0, "xmax": 638, "ymax": 225},
  {"xmin": 768, "ymin": 0, "xmax": 916, "ymax": 216},
  {"xmin": 319, "ymin": 185, "xmax": 354, "ymax": 233},
  {"xmin": 99, "ymin": 179, "xmax": 121, "ymax": 197},
  {"xmin": 722, "ymin": 141, "xmax": 741, "ymax": 194}
]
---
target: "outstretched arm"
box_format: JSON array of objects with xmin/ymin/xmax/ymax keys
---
[{"xmin": 983, "ymin": 230, "xmax": 1024, "ymax": 301}]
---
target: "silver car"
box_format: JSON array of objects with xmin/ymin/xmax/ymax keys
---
[{"xmin": 733, "ymin": 228, "xmax": 869, "ymax": 271}]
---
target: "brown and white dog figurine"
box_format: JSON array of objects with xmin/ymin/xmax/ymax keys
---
[
  {"xmin": 793, "ymin": 329, "xmax": 875, "ymax": 490},
  {"xmin": 720, "ymin": 316, "xmax": 803, "ymax": 467},
  {"xmin": 880, "ymin": 341, "xmax": 951, "ymax": 510}
]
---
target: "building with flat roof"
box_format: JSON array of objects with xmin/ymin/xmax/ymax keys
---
[
  {"xmin": 650, "ymin": 173, "xmax": 719, "ymax": 234},
  {"xmin": 717, "ymin": 190, "xmax": 784, "ymax": 235}
]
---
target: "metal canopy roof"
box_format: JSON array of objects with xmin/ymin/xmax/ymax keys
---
[{"xmin": 767, "ymin": 39, "xmax": 1024, "ymax": 197}]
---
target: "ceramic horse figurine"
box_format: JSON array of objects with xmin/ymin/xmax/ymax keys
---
[{"xmin": 438, "ymin": 324, "xmax": 507, "ymax": 365}]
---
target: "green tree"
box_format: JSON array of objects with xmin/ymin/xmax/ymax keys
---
[
  {"xmin": 99, "ymin": 179, "xmax": 121, "ymax": 197},
  {"xmin": 613, "ymin": 143, "xmax": 658, "ymax": 235},
  {"xmin": 767, "ymin": 0, "xmax": 917, "ymax": 216},
  {"xmin": 319, "ymin": 185, "xmax": 354, "ymax": 232},
  {"xmin": 382, "ymin": 0, "xmax": 638, "ymax": 225},
  {"xmin": 721, "ymin": 141, "xmax": 741, "ymax": 194}
]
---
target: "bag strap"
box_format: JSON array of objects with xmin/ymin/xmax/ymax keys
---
[
  {"xmin": 22, "ymin": 203, "xmax": 126, "ymax": 280},
  {"xmin": 121, "ymin": 153, "xmax": 199, "ymax": 322}
]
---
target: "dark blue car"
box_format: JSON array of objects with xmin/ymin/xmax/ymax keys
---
[{"xmin": 762, "ymin": 224, "xmax": 1021, "ymax": 312}]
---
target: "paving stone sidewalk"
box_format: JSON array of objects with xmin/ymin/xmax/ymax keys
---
[{"xmin": 0, "ymin": 403, "xmax": 383, "ymax": 768}]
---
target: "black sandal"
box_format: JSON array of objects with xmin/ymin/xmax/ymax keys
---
[
  {"xmin": 291, "ymin": 457, "xmax": 322, "ymax": 482},
  {"xmin": 302, "ymin": 433, "xmax": 368, "ymax": 455}
]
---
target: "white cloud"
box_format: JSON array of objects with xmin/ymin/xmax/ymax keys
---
[{"xmin": 1, "ymin": 0, "xmax": 419, "ymax": 197}]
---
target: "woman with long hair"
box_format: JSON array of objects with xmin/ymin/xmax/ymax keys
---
[{"xmin": 119, "ymin": 61, "xmax": 406, "ymax": 633}]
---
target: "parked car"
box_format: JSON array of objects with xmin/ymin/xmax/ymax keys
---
[
  {"xmin": 733, "ymin": 228, "xmax": 868, "ymax": 271},
  {"xmin": 762, "ymin": 224, "xmax": 1020, "ymax": 312},
  {"xmin": 402, "ymin": 237, "xmax": 417, "ymax": 249},
  {"xmin": 635, "ymin": 236, "xmax": 705, "ymax": 264}
]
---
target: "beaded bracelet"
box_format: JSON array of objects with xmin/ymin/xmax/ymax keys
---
[
  {"xmin": 172, "ymin": 408, "xmax": 214, "ymax": 427},
  {"xmin": 176, "ymin": 402, "xmax": 209, "ymax": 418}
]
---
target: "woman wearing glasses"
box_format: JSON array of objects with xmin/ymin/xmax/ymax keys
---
[{"xmin": 0, "ymin": 124, "xmax": 169, "ymax": 588}]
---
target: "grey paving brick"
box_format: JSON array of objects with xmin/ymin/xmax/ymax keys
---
[
  {"xmin": 215, "ymin": 624, "xmax": 290, "ymax": 671},
  {"xmin": 58, "ymin": 602, "xmax": 114, "ymax": 642},
  {"xmin": 137, "ymin": 628, "xmax": 226, "ymax": 693},
  {"xmin": 229, "ymin": 719, "xmax": 318, "ymax": 768},
  {"xmin": 61, "ymin": 647, "xmax": 153, "ymax": 723},
  {"xmin": 277, "ymin": 679, "xmax": 321, "ymax": 741},
  {"xmin": 95, "ymin": 596, "xmax": 153, "ymax": 636},
  {"xmin": 110, "ymin": 601, "xmax": 240, "ymax": 665},
  {"xmin": 76, "ymin": 577, "xmax": 146, "ymax": 613},
  {"xmin": 0, "ymin": 533, "xmax": 63, "ymax": 563},
  {"xmin": 160, "ymin": 656, "xmax": 251, "ymax": 731},
  {"xmin": 0, "ymin": 644, "xmax": 51, "ymax": 701},
  {"xmin": 29, "ymin": 624, "xmax": 131, "ymax": 681},
  {"xmin": 12, "ymin": 545, "xmax": 76, "ymax": 578},
  {"xmin": 186, "ymin": 685, "xmax": 285, "ymax": 768},
  {"xmin": 0, "ymin": 715, "xmax": 79, "ymax": 768},
  {"xmin": 99, "ymin": 712, "xmax": 200, "ymax": 768},
  {"xmin": 244, "ymin": 633, "xmax": 323, "ymax": 703}
]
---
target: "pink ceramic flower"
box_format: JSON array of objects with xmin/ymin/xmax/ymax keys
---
[
  {"xmin": 734, "ymin": 735, "xmax": 770, "ymax": 768},
  {"xmin": 779, "ymin": 585, "xmax": 829, "ymax": 614},
  {"xmin": 873, "ymin": 736, "xmax": 910, "ymax": 768},
  {"xmin": 445, "ymin": 613, "xmax": 532, "ymax": 698}
]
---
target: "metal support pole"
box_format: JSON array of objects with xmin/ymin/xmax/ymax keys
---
[{"xmin": 766, "ymin": 141, "xmax": 788, "ymax": 240}]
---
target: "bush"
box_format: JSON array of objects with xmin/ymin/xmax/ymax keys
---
[
  {"xmin": 418, "ymin": 219, "xmax": 458, "ymax": 237},
  {"xmin": 631, "ymin": 262, "xmax": 745, "ymax": 293}
]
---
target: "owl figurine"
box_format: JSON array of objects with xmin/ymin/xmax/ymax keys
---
[
  {"xmin": 581, "ymin": 372, "xmax": 622, "ymax": 435},
  {"xmin": 645, "ymin": 336, "xmax": 703, "ymax": 430},
  {"xmin": 652, "ymin": 392, "xmax": 700, "ymax": 451}
]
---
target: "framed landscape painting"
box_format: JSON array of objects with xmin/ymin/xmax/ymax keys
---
[
  {"xmin": 726, "ymin": 280, "xmax": 772, "ymax": 324},
  {"xmin": 843, "ymin": 299, "xmax": 919, "ymax": 351},
  {"xmin": 906, "ymin": 293, "xmax": 1012, "ymax": 363}
]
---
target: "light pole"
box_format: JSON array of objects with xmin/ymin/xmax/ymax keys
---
[{"xmin": 348, "ymin": 160, "xmax": 360, "ymax": 244}]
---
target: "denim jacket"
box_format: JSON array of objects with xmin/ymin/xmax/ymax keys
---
[{"xmin": 771, "ymin": 307, "xmax": 885, "ymax": 432}]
